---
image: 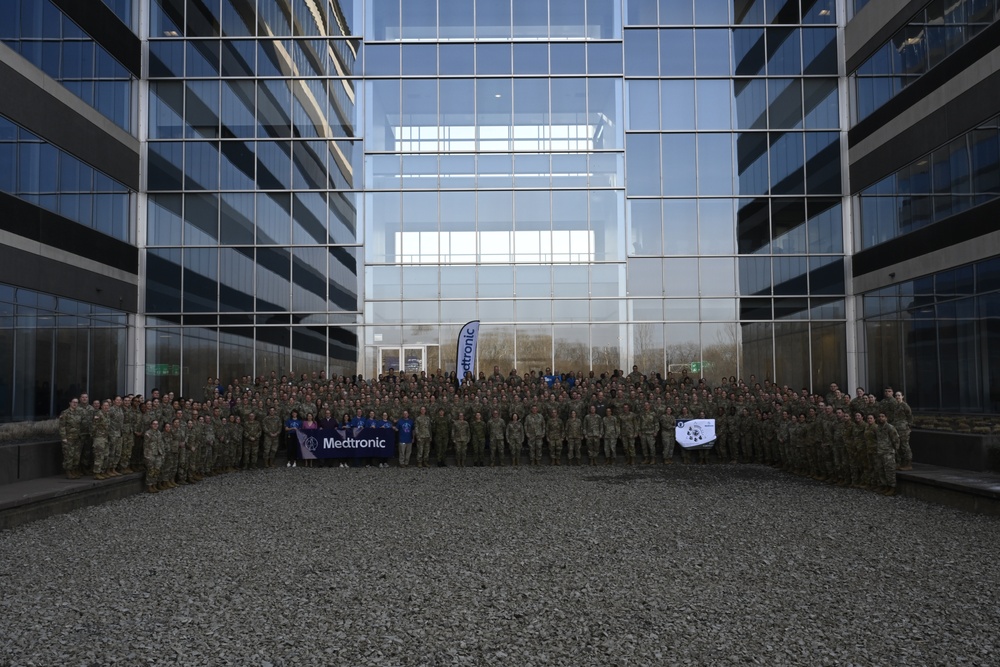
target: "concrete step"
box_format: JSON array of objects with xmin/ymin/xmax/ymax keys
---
[
  {"xmin": 0, "ymin": 440, "xmax": 62, "ymax": 485},
  {"xmin": 896, "ymin": 463, "xmax": 1000, "ymax": 517},
  {"xmin": 0, "ymin": 472, "xmax": 144, "ymax": 531}
]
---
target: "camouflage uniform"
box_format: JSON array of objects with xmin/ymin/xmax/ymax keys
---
[
  {"xmin": 262, "ymin": 413, "xmax": 283, "ymax": 467},
  {"xmin": 487, "ymin": 414, "xmax": 506, "ymax": 466},
  {"xmin": 875, "ymin": 419, "xmax": 899, "ymax": 492},
  {"xmin": 583, "ymin": 410, "xmax": 603, "ymax": 464},
  {"xmin": 470, "ymin": 416, "xmax": 487, "ymax": 466},
  {"xmin": 242, "ymin": 416, "xmax": 263, "ymax": 469},
  {"xmin": 602, "ymin": 412, "xmax": 620, "ymax": 464},
  {"xmin": 58, "ymin": 403, "xmax": 83, "ymax": 478},
  {"xmin": 143, "ymin": 426, "xmax": 164, "ymax": 490},
  {"xmin": 565, "ymin": 414, "xmax": 583, "ymax": 463},
  {"xmin": 415, "ymin": 411, "xmax": 433, "ymax": 467},
  {"xmin": 91, "ymin": 408, "xmax": 109, "ymax": 477},
  {"xmin": 451, "ymin": 417, "xmax": 471, "ymax": 467},
  {"xmin": 523, "ymin": 410, "xmax": 546, "ymax": 465},
  {"xmin": 505, "ymin": 417, "xmax": 524, "ymax": 466},
  {"xmin": 658, "ymin": 412, "xmax": 676, "ymax": 464},
  {"xmin": 107, "ymin": 403, "xmax": 124, "ymax": 474},
  {"xmin": 432, "ymin": 412, "xmax": 451, "ymax": 465},
  {"xmin": 546, "ymin": 413, "xmax": 565, "ymax": 464},
  {"xmin": 639, "ymin": 410, "xmax": 659, "ymax": 464},
  {"xmin": 618, "ymin": 408, "xmax": 638, "ymax": 463}
]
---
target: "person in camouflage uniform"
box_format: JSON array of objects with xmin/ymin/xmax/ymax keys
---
[
  {"xmin": 713, "ymin": 407, "xmax": 730, "ymax": 464},
  {"xmin": 411, "ymin": 406, "xmax": 432, "ymax": 468},
  {"xmin": 58, "ymin": 398, "xmax": 83, "ymax": 479},
  {"xmin": 107, "ymin": 396, "xmax": 124, "ymax": 476},
  {"xmin": 487, "ymin": 409, "xmax": 506, "ymax": 466},
  {"xmin": 242, "ymin": 411, "xmax": 263, "ymax": 469},
  {"xmin": 77, "ymin": 393, "xmax": 95, "ymax": 476},
  {"xmin": 894, "ymin": 392, "xmax": 913, "ymax": 471},
  {"xmin": 505, "ymin": 412, "xmax": 524, "ymax": 467},
  {"xmin": 546, "ymin": 409, "xmax": 565, "ymax": 465},
  {"xmin": 159, "ymin": 421, "xmax": 178, "ymax": 490},
  {"xmin": 875, "ymin": 412, "xmax": 900, "ymax": 495},
  {"xmin": 657, "ymin": 408, "xmax": 675, "ymax": 465},
  {"xmin": 143, "ymin": 420, "xmax": 164, "ymax": 493},
  {"xmin": 583, "ymin": 405, "xmax": 603, "ymax": 466},
  {"xmin": 432, "ymin": 408, "xmax": 451, "ymax": 467},
  {"xmin": 638, "ymin": 403, "xmax": 659, "ymax": 465},
  {"xmin": 523, "ymin": 405, "xmax": 546, "ymax": 466},
  {"xmin": 91, "ymin": 400, "xmax": 111, "ymax": 480},
  {"xmin": 602, "ymin": 407, "xmax": 619, "ymax": 465},
  {"xmin": 618, "ymin": 404, "xmax": 638, "ymax": 465},
  {"xmin": 470, "ymin": 411, "xmax": 487, "ymax": 466},
  {"xmin": 176, "ymin": 419, "xmax": 194, "ymax": 484},
  {"xmin": 451, "ymin": 412, "xmax": 471, "ymax": 467},
  {"xmin": 565, "ymin": 409, "xmax": 583, "ymax": 465},
  {"xmin": 262, "ymin": 407, "xmax": 283, "ymax": 468}
]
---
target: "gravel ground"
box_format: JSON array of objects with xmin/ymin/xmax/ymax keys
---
[{"xmin": 2, "ymin": 465, "xmax": 999, "ymax": 666}]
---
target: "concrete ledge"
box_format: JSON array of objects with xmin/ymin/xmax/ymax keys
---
[
  {"xmin": 0, "ymin": 473, "xmax": 144, "ymax": 531},
  {"xmin": 896, "ymin": 464, "xmax": 1000, "ymax": 517},
  {"xmin": 0, "ymin": 440, "xmax": 64, "ymax": 484},
  {"xmin": 911, "ymin": 430, "xmax": 1000, "ymax": 472}
]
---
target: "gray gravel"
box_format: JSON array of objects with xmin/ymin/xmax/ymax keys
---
[{"xmin": 2, "ymin": 465, "xmax": 999, "ymax": 666}]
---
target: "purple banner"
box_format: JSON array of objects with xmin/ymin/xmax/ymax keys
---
[{"xmin": 295, "ymin": 427, "xmax": 397, "ymax": 459}]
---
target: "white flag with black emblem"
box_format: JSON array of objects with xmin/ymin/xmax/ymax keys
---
[{"xmin": 675, "ymin": 419, "xmax": 717, "ymax": 449}]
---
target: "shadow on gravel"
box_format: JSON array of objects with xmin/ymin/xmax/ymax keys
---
[{"xmin": 582, "ymin": 464, "xmax": 822, "ymax": 488}]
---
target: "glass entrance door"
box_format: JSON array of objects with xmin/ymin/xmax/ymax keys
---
[
  {"xmin": 379, "ymin": 347, "xmax": 427, "ymax": 375},
  {"xmin": 402, "ymin": 347, "xmax": 424, "ymax": 374},
  {"xmin": 379, "ymin": 348, "xmax": 401, "ymax": 374}
]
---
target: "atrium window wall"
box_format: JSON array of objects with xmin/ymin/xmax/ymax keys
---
[
  {"xmin": 620, "ymin": 0, "xmax": 846, "ymax": 390},
  {"xmin": 362, "ymin": 0, "xmax": 848, "ymax": 390},
  {"xmin": 145, "ymin": 0, "xmax": 362, "ymax": 395},
  {"xmin": 0, "ymin": 284, "xmax": 128, "ymax": 422},
  {"xmin": 860, "ymin": 257, "xmax": 1000, "ymax": 413}
]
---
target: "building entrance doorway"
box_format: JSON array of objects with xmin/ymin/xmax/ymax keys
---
[{"xmin": 379, "ymin": 347, "xmax": 427, "ymax": 375}]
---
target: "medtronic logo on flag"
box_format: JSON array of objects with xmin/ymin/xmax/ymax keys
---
[
  {"xmin": 675, "ymin": 419, "xmax": 717, "ymax": 449},
  {"xmin": 456, "ymin": 320, "xmax": 480, "ymax": 385}
]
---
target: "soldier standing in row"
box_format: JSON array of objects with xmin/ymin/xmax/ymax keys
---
[
  {"xmin": 523, "ymin": 405, "xmax": 545, "ymax": 466},
  {"xmin": 638, "ymin": 403, "xmax": 659, "ymax": 465},
  {"xmin": 565, "ymin": 410, "xmax": 583, "ymax": 465},
  {"xmin": 91, "ymin": 400, "xmax": 111, "ymax": 480},
  {"xmin": 505, "ymin": 412, "xmax": 524, "ymax": 466},
  {"xmin": 470, "ymin": 412, "xmax": 487, "ymax": 466},
  {"xmin": 546, "ymin": 409, "xmax": 564, "ymax": 465},
  {"xmin": 583, "ymin": 405, "xmax": 602, "ymax": 466},
  {"xmin": 143, "ymin": 420, "xmax": 163, "ymax": 493},
  {"xmin": 451, "ymin": 412, "xmax": 470, "ymax": 467},
  {"xmin": 487, "ymin": 410, "xmax": 506, "ymax": 467},
  {"xmin": 602, "ymin": 407, "xmax": 619, "ymax": 465},
  {"xmin": 59, "ymin": 398, "xmax": 83, "ymax": 479},
  {"xmin": 414, "ymin": 406, "xmax": 432, "ymax": 468}
]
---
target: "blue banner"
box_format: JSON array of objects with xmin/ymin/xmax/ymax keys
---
[
  {"xmin": 456, "ymin": 320, "xmax": 480, "ymax": 384},
  {"xmin": 295, "ymin": 427, "xmax": 397, "ymax": 459}
]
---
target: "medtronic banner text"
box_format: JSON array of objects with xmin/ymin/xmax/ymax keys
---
[{"xmin": 295, "ymin": 428, "xmax": 397, "ymax": 459}]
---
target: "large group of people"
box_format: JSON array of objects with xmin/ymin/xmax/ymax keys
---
[{"xmin": 57, "ymin": 365, "xmax": 914, "ymax": 496}]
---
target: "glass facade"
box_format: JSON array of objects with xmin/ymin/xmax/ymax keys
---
[
  {"xmin": 0, "ymin": 0, "xmax": 136, "ymax": 133},
  {"xmin": 356, "ymin": 0, "xmax": 848, "ymax": 388},
  {"xmin": 144, "ymin": 0, "xmax": 362, "ymax": 394},
  {"xmin": 0, "ymin": 115, "xmax": 133, "ymax": 241},
  {"xmin": 0, "ymin": 283, "xmax": 128, "ymax": 422},
  {"xmin": 853, "ymin": 0, "xmax": 1000, "ymax": 122},
  {"xmin": 3, "ymin": 0, "xmax": 998, "ymax": 419},
  {"xmin": 857, "ymin": 114, "xmax": 1000, "ymax": 249},
  {"xmin": 861, "ymin": 257, "xmax": 1000, "ymax": 413}
]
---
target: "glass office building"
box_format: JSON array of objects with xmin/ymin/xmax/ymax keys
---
[{"xmin": 1, "ymin": 0, "xmax": 998, "ymax": 419}]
